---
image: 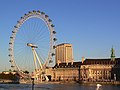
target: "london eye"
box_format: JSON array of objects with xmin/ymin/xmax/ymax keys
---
[{"xmin": 8, "ymin": 10, "xmax": 56, "ymax": 80}]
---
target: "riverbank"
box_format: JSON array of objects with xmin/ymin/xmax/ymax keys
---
[
  {"xmin": 1, "ymin": 79, "xmax": 120, "ymax": 85},
  {"xmin": 0, "ymin": 79, "xmax": 19, "ymax": 84}
]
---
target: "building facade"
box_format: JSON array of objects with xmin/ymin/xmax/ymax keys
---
[
  {"xmin": 55, "ymin": 43, "xmax": 74, "ymax": 64},
  {"xmin": 52, "ymin": 62, "xmax": 81, "ymax": 81},
  {"xmin": 80, "ymin": 58, "xmax": 120, "ymax": 82},
  {"xmin": 47, "ymin": 58, "xmax": 120, "ymax": 82},
  {"xmin": 46, "ymin": 46, "xmax": 120, "ymax": 82}
]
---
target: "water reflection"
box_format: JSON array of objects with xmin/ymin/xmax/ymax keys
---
[
  {"xmin": 96, "ymin": 84, "xmax": 102, "ymax": 90},
  {"xmin": 0, "ymin": 83, "xmax": 120, "ymax": 90}
]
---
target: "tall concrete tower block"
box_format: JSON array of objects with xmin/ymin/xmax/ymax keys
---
[{"xmin": 55, "ymin": 43, "xmax": 74, "ymax": 64}]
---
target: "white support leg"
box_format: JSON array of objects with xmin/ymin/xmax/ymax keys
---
[
  {"xmin": 32, "ymin": 48, "xmax": 38, "ymax": 71},
  {"xmin": 27, "ymin": 43, "xmax": 49, "ymax": 82},
  {"xmin": 33, "ymin": 49, "xmax": 43, "ymax": 69}
]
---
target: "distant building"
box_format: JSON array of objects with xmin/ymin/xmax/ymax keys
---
[
  {"xmin": 81, "ymin": 58, "xmax": 120, "ymax": 82},
  {"xmin": 0, "ymin": 71, "xmax": 20, "ymax": 83},
  {"xmin": 47, "ymin": 47, "xmax": 120, "ymax": 82},
  {"xmin": 52, "ymin": 62, "xmax": 81, "ymax": 81},
  {"xmin": 55, "ymin": 43, "xmax": 74, "ymax": 64}
]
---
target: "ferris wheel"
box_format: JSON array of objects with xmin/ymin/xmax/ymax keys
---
[{"xmin": 8, "ymin": 10, "xmax": 56, "ymax": 78}]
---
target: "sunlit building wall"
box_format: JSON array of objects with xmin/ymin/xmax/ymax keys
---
[{"xmin": 55, "ymin": 43, "xmax": 74, "ymax": 64}]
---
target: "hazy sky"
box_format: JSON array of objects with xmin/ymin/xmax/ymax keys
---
[{"xmin": 0, "ymin": 0, "xmax": 120, "ymax": 71}]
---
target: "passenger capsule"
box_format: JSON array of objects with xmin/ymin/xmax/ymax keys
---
[
  {"xmin": 53, "ymin": 31, "xmax": 56, "ymax": 34},
  {"xmin": 53, "ymin": 38, "xmax": 57, "ymax": 41},
  {"xmin": 9, "ymin": 60, "xmax": 13, "ymax": 62},
  {"xmin": 41, "ymin": 12, "xmax": 45, "ymax": 14},
  {"xmin": 51, "ymin": 24, "xmax": 55, "ymax": 27},
  {"xmin": 51, "ymin": 53, "xmax": 55, "ymax": 56},
  {"xmin": 33, "ymin": 10, "xmax": 36, "ymax": 12},
  {"xmin": 14, "ymin": 26, "xmax": 18, "ymax": 28},
  {"xmin": 10, "ymin": 37, "xmax": 13, "ymax": 39},
  {"xmin": 37, "ymin": 10, "xmax": 40, "ymax": 13},
  {"xmin": 11, "ymin": 65, "xmax": 14, "ymax": 67},
  {"xmin": 48, "ymin": 19, "xmax": 52, "ymax": 22},
  {"xmin": 45, "ymin": 15, "xmax": 49, "ymax": 18},
  {"xmin": 53, "ymin": 46, "xmax": 56, "ymax": 49}
]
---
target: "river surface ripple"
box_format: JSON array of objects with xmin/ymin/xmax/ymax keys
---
[{"xmin": 0, "ymin": 83, "xmax": 120, "ymax": 90}]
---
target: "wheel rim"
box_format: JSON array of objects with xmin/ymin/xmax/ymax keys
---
[{"xmin": 9, "ymin": 10, "xmax": 56, "ymax": 74}]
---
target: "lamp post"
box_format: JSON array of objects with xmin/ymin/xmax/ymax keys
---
[{"xmin": 31, "ymin": 78, "xmax": 34, "ymax": 90}]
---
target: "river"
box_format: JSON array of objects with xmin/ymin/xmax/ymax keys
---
[{"xmin": 0, "ymin": 83, "xmax": 120, "ymax": 90}]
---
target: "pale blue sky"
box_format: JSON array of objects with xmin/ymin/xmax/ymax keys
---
[{"xmin": 0, "ymin": 0, "xmax": 120, "ymax": 71}]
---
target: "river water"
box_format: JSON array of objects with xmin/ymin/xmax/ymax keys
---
[{"xmin": 0, "ymin": 83, "xmax": 120, "ymax": 90}]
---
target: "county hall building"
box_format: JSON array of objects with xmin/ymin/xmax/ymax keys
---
[{"xmin": 48, "ymin": 43, "xmax": 120, "ymax": 82}]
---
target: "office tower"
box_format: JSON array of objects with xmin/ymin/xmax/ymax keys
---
[{"xmin": 55, "ymin": 43, "xmax": 74, "ymax": 64}]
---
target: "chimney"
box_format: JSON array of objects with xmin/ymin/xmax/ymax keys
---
[
  {"xmin": 82, "ymin": 57, "xmax": 85, "ymax": 63},
  {"xmin": 57, "ymin": 60, "xmax": 60, "ymax": 66},
  {"xmin": 71, "ymin": 61, "xmax": 73, "ymax": 65}
]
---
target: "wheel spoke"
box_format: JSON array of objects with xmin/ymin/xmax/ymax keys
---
[{"xmin": 8, "ymin": 10, "xmax": 56, "ymax": 80}]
